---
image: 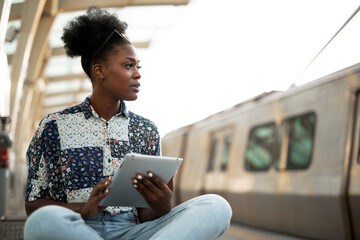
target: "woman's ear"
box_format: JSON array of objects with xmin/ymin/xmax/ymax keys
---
[{"xmin": 93, "ymin": 64, "xmax": 104, "ymax": 82}]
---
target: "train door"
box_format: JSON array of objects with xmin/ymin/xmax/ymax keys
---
[
  {"xmin": 202, "ymin": 128, "xmax": 233, "ymax": 197},
  {"xmin": 348, "ymin": 92, "xmax": 360, "ymax": 239}
]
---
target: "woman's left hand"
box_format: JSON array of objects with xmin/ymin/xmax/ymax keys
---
[{"xmin": 133, "ymin": 171, "xmax": 172, "ymax": 215}]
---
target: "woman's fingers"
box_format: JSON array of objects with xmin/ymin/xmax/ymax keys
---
[
  {"xmin": 91, "ymin": 177, "xmax": 112, "ymax": 198},
  {"xmin": 133, "ymin": 173, "xmax": 155, "ymax": 193},
  {"xmin": 133, "ymin": 172, "xmax": 171, "ymax": 197},
  {"xmin": 133, "ymin": 172, "xmax": 172, "ymax": 213},
  {"xmin": 81, "ymin": 176, "xmax": 113, "ymax": 218},
  {"xmin": 146, "ymin": 171, "xmax": 169, "ymax": 191}
]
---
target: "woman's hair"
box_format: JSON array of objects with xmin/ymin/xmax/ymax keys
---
[{"xmin": 61, "ymin": 7, "xmax": 130, "ymax": 79}]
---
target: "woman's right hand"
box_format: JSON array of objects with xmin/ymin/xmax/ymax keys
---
[{"xmin": 80, "ymin": 177, "xmax": 112, "ymax": 218}]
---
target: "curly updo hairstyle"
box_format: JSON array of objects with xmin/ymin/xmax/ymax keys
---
[{"xmin": 61, "ymin": 7, "xmax": 130, "ymax": 79}]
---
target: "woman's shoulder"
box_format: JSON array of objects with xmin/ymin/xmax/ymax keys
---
[{"xmin": 128, "ymin": 111, "xmax": 158, "ymax": 132}]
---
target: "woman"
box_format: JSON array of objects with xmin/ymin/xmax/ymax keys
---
[{"xmin": 24, "ymin": 7, "xmax": 232, "ymax": 240}]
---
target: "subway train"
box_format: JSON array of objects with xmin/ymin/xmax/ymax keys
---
[{"xmin": 161, "ymin": 62, "xmax": 360, "ymax": 240}]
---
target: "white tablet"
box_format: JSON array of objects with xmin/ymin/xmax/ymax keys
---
[{"xmin": 99, "ymin": 153, "xmax": 183, "ymax": 208}]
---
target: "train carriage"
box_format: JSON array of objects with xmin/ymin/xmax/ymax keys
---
[{"xmin": 162, "ymin": 62, "xmax": 360, "ymax": 240}]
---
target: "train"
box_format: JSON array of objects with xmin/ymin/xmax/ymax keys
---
[{"xmin": 161, "ymin": 62, "xmax": 360, "ymax": 240}]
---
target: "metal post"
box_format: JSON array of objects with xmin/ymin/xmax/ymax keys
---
[
  {"xmin": 0, "ymin": 167, "xmax": 7, "ymax": 217},
  {"xmin": 0, "ymin": 116, "xmax": 11, "ymax": 217},
  {"xmin": 0, "ymin": 0, "xmax": 12, "ymax": 221}
]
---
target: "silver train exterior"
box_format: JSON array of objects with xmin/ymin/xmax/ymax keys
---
[{"xmin": 161, "ymin": 63, "xmax": 360, "ymax": 240}]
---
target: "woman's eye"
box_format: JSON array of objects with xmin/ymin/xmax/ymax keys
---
[
  {"xmin": 125, "ymin": 63, "xmax": 133, "ymax": 69},
  {"xmin": 124, "ymin": 63, "xmax": 141, "ymax": 70}
]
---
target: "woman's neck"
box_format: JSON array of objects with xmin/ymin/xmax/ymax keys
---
[{"xmin": 89, "ymin": 92, "xmax": 121, "ymax": 121}]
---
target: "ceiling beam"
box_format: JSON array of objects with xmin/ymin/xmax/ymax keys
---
[
  {"xmin": 46, "ymin": 89, "xmax": 91, "ymax": 98},
  {"xmin": 9, "ymin": 0, "xmax": 58, "ymax": 21},
  {"xmin": 0, "ymin": 0, "xmax": 11, "ymax": 45},
  {"xmin": 0, "ymin": 0, "xmax": 11, "ymax": 117},
  {"xmin": 8, "ymin": 2, "xmax": 21, "ymax": 21},
  {"xmin": 59, "ymin": 0, "xmax": 190, "ymax": 13},
  {"xmin": 9, "ymin": 0, "xmax": 46, "ymax": 128},
  {"xmin": 9, "ymin": 0, "xmax": 189, "ymax": 21},
  {"xmin": 8, "ymin": 40, "xmax": 150, "ymax": 64},
  {"xmin": 50, "ymin": 46, "xmax": 66, "ymax": 56},
  {"xmin": 14, "ymin": 2, "xmax": 58, "ymax": 163},
  {"xmin": 47, "ymin": 73, "xmax": 88, "ymax": 82},
  {"xmin": 9, "ymin": 0, "xmax": 48, "ymax": 211},
  {"xmin": 43, "ymin": 101, "xmax": 82, "ymax": 110},
  {"xmin": 26, "ymin": 9, "xmax": 58, "ymax": 85},
  {"xmin": 50, "ymin": 40, "xmax": 150, "ymax": 56}
]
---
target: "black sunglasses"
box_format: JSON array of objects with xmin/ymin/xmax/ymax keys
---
[{"xmin": 93, "ymin": 29, "xmax": 128, "ymax": 65}]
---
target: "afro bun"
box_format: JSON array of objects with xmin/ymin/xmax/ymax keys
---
[{"xmin": 62, "ymin": 6, "xmax": 128, "ymax": 58}]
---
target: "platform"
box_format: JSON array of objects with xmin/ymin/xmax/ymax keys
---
[{"xmin": 219, "ymin": 223, "xmax": 305, "ymax": 240}]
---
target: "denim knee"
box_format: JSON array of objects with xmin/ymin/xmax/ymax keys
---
[
  {"xmin": 201, "ymin": 194, "xmax": 232, "ymax": 235},
  {"xmin": 186, "ymin": 194, "xmax": 232, "ymax": 226},
  {"xmin": 201, "ymin": 194, "xmax": 232, "ymax": 220},
  {"xmin": 24, "ymin": 205, "xmax": 82, "ymax": 240}
]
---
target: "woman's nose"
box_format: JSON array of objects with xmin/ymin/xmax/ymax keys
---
[{"xmin": 134, "ymin": 68, "xmax": 141, "ymax": 80}]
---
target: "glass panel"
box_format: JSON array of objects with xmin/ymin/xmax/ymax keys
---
[
  {"xmin": 220, "ymin": 134, "xmax": 232, "ymax": 171},
  {"xmin": 287, "ymin": 113, "xmax": 316, "ymax": 169},
  {"xmin": 245, "ymin": 123, "xmax": 274, "ymax": 171},
  {"xmin": 207, "ymin": 138, "xmax": 218, "ymax": 172}
]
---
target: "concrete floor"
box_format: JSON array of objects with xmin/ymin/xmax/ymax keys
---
[{"xmin": 218, "ymin": 223, "xmax": 305, "ymax": 240}]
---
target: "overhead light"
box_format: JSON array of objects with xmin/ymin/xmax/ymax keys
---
[{"xmin": 5, "ymin": 26, "xmax": 19, "ymax": 43}]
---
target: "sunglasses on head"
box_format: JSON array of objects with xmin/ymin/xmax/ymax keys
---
[{"xmin": 93, "ymin": 29, "xmax": 128, "ymax": 65}]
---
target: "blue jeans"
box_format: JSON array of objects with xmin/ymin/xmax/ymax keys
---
[{"xmin": 24, "ymin": 194, "xmax": 232, "ymax": 240}]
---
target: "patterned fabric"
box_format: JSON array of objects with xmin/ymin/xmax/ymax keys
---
[{"xmin": 25, "ymin": 97, "xmax": 161, "ymax": 215}]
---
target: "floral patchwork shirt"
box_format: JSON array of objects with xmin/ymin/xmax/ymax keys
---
[{"xmin": 25, "ymin": 97, "xmax": 161, "ymax": 215}]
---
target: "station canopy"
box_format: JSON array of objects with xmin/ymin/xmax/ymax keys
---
[{"xmin": 5, "ymin": 0, "xmax": 189, "ymax": 126}]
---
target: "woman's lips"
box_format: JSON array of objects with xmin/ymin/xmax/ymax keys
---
[{"xmin": 131, "ymin": 83, "xmax": 140, "ymax": 92}]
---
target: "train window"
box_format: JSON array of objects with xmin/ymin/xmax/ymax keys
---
[
  {"xmin": 275, "ymin": 113, "xmax": 316, "ymax": 170},
  {"xmin": 220, "ymin": 134, "xmax": 232, "ymax": 171},
  {"xmin": 207, "ymin": 138, "xmax": 218, "ymax": 172},
  {"xmin": 206, "ymin": 129, "xmax": 233, "ymax": 172},
  {"xmin": 245, "ymin": 123, "xmax": 275, "ymax": 171}
]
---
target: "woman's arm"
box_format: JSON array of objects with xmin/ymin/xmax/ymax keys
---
[
  {"xmin": 136, "ymin": 174, "xmax": 174, "ymax": 222},
  {"xmin": 25, "ymin": 199, "xmax": 85, "ymax": 216},
  {"xmin": 25, "ymin": 178, "xmax": 112, "ymax": 218}
]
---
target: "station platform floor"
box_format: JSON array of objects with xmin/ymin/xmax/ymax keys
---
[{"xmin": 219, "ymin": 223, "xmax": 305, "ymax": 240}]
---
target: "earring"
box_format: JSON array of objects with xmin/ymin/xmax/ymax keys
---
[{"xmin": 100, "ymin": 74, "xmax": 104, "ymax": 82}]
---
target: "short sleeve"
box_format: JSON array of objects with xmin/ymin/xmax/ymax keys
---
[
  {"xmin": 128, "ymin": 112, "xmax": 161, "ymax": 156},
  {"xmin": 25, "ymin": 116, "xmax": 65, "ymax": 202}
]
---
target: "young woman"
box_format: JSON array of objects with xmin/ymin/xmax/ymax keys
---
[{"xmin": 24, "ymin": 7, "xmax": 232, "ymax": 240}]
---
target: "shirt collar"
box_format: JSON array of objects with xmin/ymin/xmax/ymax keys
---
[{"xmin": 81, "ymin": 97, "xmax": 129, "ymax": 119}]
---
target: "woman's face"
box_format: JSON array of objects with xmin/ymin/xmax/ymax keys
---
[{"xmin": 99, "ymin": 44, "xmax": 141, "ymax": 101}]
